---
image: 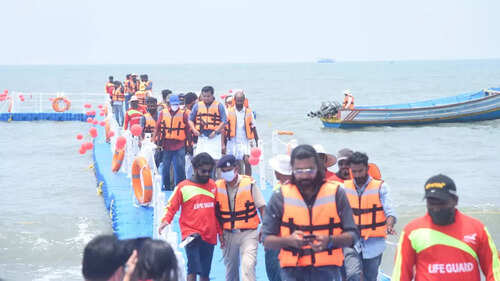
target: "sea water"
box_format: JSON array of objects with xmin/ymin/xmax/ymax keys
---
[{"xmin": 1, "ymin": 60, "xmax": 500, "ymax": 280}]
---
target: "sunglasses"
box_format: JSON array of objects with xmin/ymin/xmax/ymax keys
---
[{"xmin": 292, "ymin": 168, "xmax": 317, "ymax": 175}]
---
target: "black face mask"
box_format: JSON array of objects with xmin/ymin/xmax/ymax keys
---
[
  {"xmin": 429, "ymin": 208, "xmax": 455, "ymax": 225},
  {"xmin": 197, "ymin": 175, "xmax": 210, "ymax": 184}
]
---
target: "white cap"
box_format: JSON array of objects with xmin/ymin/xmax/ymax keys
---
[
  {"xmin": 343, "ymin": 89, "xmax": 352, "ymax": 95},
  {"xmin": 313, "ymin": 144, "xmax": 337, "ymax": 167},
  {"xmin": 269, "ymin": 154, "xmax": 292, "ymax": 176}
]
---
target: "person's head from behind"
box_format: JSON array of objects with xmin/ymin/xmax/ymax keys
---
[
  {"xmin": 234, "ymin": 91, "xmax": 245, "ymax": 111},
  {"xmin": 184, "ymin": 92, "xmax": 198, "ymax": 110},
  {"xmin": 161, "ymin": 89, "xmax": 172, "ymax": 103},
  {"xmin": 140, "ymin": 74, "xmax": 147, "ymax": 82},
  {"xmin": 349, "ymin": 152, "xmax": 369, "ymax": 185},
  {"xmin": 82, "ymin": 235, "xmax": 126, "ymax": 281},
  {"xmin": 290, "ymin": 144, "xmax": 324, "ymax": 190},
  {"xmin": 108, "ymin": 76, "xmax": 114, "ymax": 83},
  {"xmin": 126, "ymin": 74, "xmax": 131, "ymax": 80},
  {"xmin": 191, "ymin": 152, "xmax": 215, "ymax": 183},
  {"xmin": 424, "ymin": 174, "xmax": 458, "ymax": 226},
  {"xmin": 200, "ymin": 86, "xmax": 215, "ymax": 105},
  {"xmin": 113, "ymin": 81, "xmax": 122, "ymax": 89},
  {"xmin": 134, "ymin": 239, "xmax": 178, "ymax": 281}
]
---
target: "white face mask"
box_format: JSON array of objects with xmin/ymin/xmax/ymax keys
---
[
  {"xmin": 180, "ymin": 104, "xmax": 185, "ymax": 110},
  {"xmin": 221, "ymin": 170, "xmax": 236, "ymax": 182},
  {"xmin": 170, "ymin": 105, "xmax": 179, "ymax": 111}
]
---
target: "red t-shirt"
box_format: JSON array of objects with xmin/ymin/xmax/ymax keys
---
[
  {"xmin": 162, "ymin": 179, "xmax": 222, "ymax": 244},
  {"xmin": 392, "ymin": 210, "xmax": 500, "ymax": 281}
]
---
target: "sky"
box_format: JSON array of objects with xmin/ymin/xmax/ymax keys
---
[{"xmin": 1, "ymin": 0, "xmax": 499, "ymax": 64}]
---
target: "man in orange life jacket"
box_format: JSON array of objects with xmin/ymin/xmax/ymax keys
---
[
  {"xmin": 188, "ymin": 86, "xmax": 227, "ymax": 170},
  {"xmin": 392, "ymin": 174, "xmax": 500, "ymax": 281},
  {"xmin": 124, "ymin": 73, "xmax": 138, "ymax": 111},
  {"xmin": 262, "ymin": 144, "xmax": 358, "ymax": 281},
  {"xmin": 140, "ymin": 96, "xmax": 158, "ymax": 139},
  {"xmin": 123, "ymin": 96, "xmax": 143, "ymax": 130},
  {"xmin": 158, "ymin": 153, "xmax": 222, "ymax": 281},
  {"xmin": 344, "ymin": 152, "xmax": 396, "ymax": 281},
  {"xmin": 225, "ymin": 90, "xmax": 259, "ymax": 176},
  {"xmin": 111, "ymin": 81, "xmax": 125, "ymax": 127},
  {"xmin": 155, "ymin": 94, "xmax": 190, "ymax": 191},
  {"xmin": 105, "ymin": 76, "xmax": 115, "ymax": 100},
  {"xmin": 215, "ymin": 154, "xmax": 266, "ymax": 281}
]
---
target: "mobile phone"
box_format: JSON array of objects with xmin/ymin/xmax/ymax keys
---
[{"xmin": 303, "ymin": 234, "xmax": 316, "ymax": 240}]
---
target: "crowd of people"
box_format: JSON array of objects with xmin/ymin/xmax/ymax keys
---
[{"xmin": 83, "ymin": 76, "xmax": 500, "ymax": 281}]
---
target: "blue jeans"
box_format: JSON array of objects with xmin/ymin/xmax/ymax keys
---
[
  {"xmin": 112, "ymin": 102, "xmax": 124, "ymax": 127},
  {"xmin": 361, "ymin": 254, "xmax": 382, "ymax": 281},
  {"xmin": 162, "ymin": 147, "xmax": 186, "ymax": 190},
  {"xmin": 125, "ymin": 93, "xmax": 133, "ymax": 111},
  {"xmin": 265, "ymin": 249, "xmax": 282, "ymax": 281}
]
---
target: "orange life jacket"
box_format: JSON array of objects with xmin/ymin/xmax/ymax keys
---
[
  {"xmin": 215, "ymin": 175, "xmax": 260, "ymax": 230},
  {"xmin": 139, "ymin": 80, "xmax": 152, "ymax": 91},
  {"xmin": 159, "ymin": 109, "xmax": 186, "ymax": 141},
  {"xmin": 226, "ymin": 107, "xmax": 255, "ymax": 139},
  {"xmin": 343, "ymin": 95, "xmax": 354, "ymax": 110},
  {"xmin": 143, "ymin": 112, "xmax": 156, "ymax": 134},
  {"xmin": 344, "ymin": 179, "xmax": 387, "ymax": 239},
  {"xmin": 279, "ymin": 182, "xmax": 344, "ymax": 268},
  {"xmin": 128, "ymin": 80, "xmax": 138, "ymax": 93},
  {"xmin": 106, "ymin": 82, "xmax": 115, "ymax": 97},
  {"xmin": 348, "ymin": 163, "xmax": 382, "ymax": 180},
  {"xmin": 195, "ymin": 101, "xmax": 222, "ymax": 131},
  {"xmin": 135, "ymin": 90, "xmax": 147, "ymax": 105},
  {"xmin": 112, "ymin": 87, "xmax": 125, "ymax": 102}
]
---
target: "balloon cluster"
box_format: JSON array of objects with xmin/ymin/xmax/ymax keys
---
[
  {"xmin": 249, "ymin": 147, "xmax": 262, "ymax": 166},
  {"xmin": 76, "ymin": 103, "xmax": 110, "ymax": 155}
]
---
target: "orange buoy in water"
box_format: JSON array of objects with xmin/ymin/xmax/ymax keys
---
[{"xmin": 131, "ymin": 156, "xmax": 153, "ymax": 204}]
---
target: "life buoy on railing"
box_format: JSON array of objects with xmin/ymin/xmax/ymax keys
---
[
  {"xmin": 131, "ymin": 156, "xmax": 153, "ymax": 204},
  {"xmin": 52, "ymin": 97, "xmax": 71, "ymax": 112},
  {"xmin": 111, "ymin": 149, "xmax": 125, "ymax": 173}
]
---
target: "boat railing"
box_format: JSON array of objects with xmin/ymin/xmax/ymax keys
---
[{"xmin": 0, "ymin": 91, "xmax": 106, "ymax": 113}]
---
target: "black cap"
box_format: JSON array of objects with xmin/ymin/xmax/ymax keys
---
[
  {"xmin": 217, "ymin": 154, "xmax": 237, "ymax": 168},
  {"xmin": 424, "ymin": 174, "xmax": 457, "ymax": 201}
]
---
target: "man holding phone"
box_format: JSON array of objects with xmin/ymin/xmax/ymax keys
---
[{"xmin": 262, "ymin": 144, "xmax": 359, "ymax": 281}]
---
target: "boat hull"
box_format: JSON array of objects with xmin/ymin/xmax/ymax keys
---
[{"xmin": 321, "ymin": 88, "xmax": 500, "ymax": 128}]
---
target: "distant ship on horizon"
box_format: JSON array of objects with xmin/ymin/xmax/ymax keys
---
[{"xmin": 317, "ymin": 58, "xmax": 335, "ymax": 63}]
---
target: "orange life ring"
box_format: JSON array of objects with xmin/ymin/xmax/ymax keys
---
[
  {"xmin": 52, "ymin": 97, "xmax": 71, "ymax": 112},
  {"xmin": 131, "ymin": 156, "xmax": 153, "ymax": 204},
  {"xmin": 111, "ymin": 149, "xmax": 125, "ymax": 173}
]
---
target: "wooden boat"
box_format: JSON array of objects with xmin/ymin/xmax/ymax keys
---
[{"xmin": 320, "ymin": 88, "xmax": 500, "ymax": 128}]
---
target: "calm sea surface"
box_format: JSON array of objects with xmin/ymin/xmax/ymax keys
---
[{"xmin": 1, "ymin": 60, "xmax": 500, "ymax": 280}]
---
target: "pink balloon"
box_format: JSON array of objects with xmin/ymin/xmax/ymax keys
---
[
  {"xmin": 84, "ymin": 142, "xmax": 93, "ymax": 150},
  {"xmin": 99, "ymin": 112, "xmax": 105, "ymax": 117},
  {"xmin": 130, "ymin": 124, "xmax": 143, "ymax": 136},
  {"xmin": 250, "ymin": 147, "xmax": 261, "ymax": 158},
  {"xmin": 98, "ymin": 105, "xmax": 103, "ymax": 109},
  {"xmin": 89, "ymin": 127, "xmax": 98, "ymax": 138},
  {"xmin": 116, "ymin": 136, "xmax": 126, "ymax": 150},
  {"xmin": 3, "ymin": 90, "xmax": 8, "ymax": 94},
  {"xmin": 248, "ymin": 156, "xmax": 259, "ymax": 166},
  {"xmin": 99, "ymin": 121, "xmax": 106, "ymax": 127},
  {"xmin": 108, "ymin": 130, "xmax": 115, "ymax": 138},
  {"xmin": 84, "ymin": 103, "xmax": 92, "ymax": 109},
  {"xmin": 79, "ymin": 147, "xmax": 86, "ymax": 155},
  {"xmin": 92, "ymin": 120, "xmax": 98, "ymax": 125},
  {"xmin": 86, "ymin": 111, "xmax": 92, "ymax": 116},
  {"xmin": 86, "ymin": 117, "xmax": 93, "ymax": 123},
  {"xmin": 76, "ymin": 133, "xmax": 83, "ymax": 140}
]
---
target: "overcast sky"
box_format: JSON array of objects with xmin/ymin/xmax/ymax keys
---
[{"xmin": 1, "ymin": 0, "xmax": 499, "ymax": 64}]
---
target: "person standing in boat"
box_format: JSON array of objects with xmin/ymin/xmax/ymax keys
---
[
  {"xmin": 225, "ymin": 90, "xmax": 259, "ymax": 176},
  {"xmin": 392, "ymin": 174, "xmax": 500, "ymax": 281},
  {"xmin": 262, "ymin": 144, "xmax": 358, "ymax": 281},
  {"xmin": 155, "ymin": 94, "xmax": 190, "ymax": 191},
  {"xmin": 105, "ymin": 76, "xmax": 115, "ymax": 100},
  {"xmin": 343, "ymin": 152, "xmax": 397, "ymax": 281},
  {"xmin": 342, "ymin": 89, "xmax": 355, "ymax": 110},
  {"xmin": 123, "ymin": 96, "xmax": 144, "ymax": 130},
  {"xmin": 188, "ymin": 86, "xmax": 227, "ymax": 177},
  {"xmin": 214, "ymin": 154, "xmax": 266, "ymax": 281},
  {"xmin": 158, "ymin": 152, "xmax": 221, "ymax": 281}
]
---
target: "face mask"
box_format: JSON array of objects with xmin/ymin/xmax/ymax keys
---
[
  {"xmin": 171, "ymin": 105, "xmax": 179, "ymax": 111},
  {"xmin": 180, "ymin": 104, "xmax": 185, "ymax": 110},
  {"xmin": 221, "ymin": 170, "xmax": 236, "ymax": 182},
  {"xmin": 429, "ymin": 208, "xmax": 455, "ymax": 225}
]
